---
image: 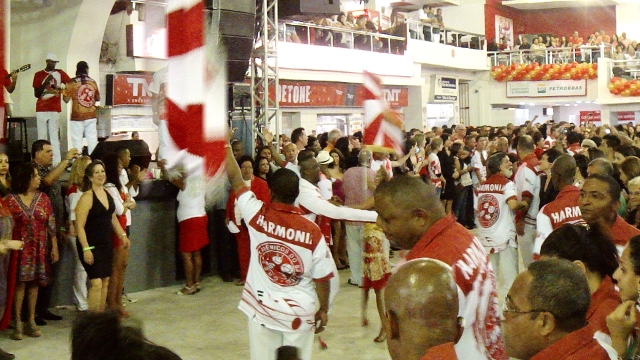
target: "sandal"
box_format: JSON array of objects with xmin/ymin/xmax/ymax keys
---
[
  {"xmin": 374, "ymin": 330, "xmax": 387, "ymax": 343},
  {"xmin": 175, "ymin": 286, "xmax": 196, "ymax": 295},
  {"xmin": 12, "ymin": 321, "xmax": 22, "ymax": 341},
  {"xmin": 194, "ymin": 282, "xmax": 202, "ymax": 292},
  {"xmin": 24, "ymin": 322, "xmax": 41, "ymax": 338}
]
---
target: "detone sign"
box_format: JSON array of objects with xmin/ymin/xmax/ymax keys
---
[
  {"xmin": 506, "ymin": 80, "xmax": 587, "ymax": 98},
  {"xmin": 271, "ymin": 81, "xmax": 409, "ymax": 108},
  {"xmin": 111, "ymin": 73, "xmax": 154, "ymax": 106}
]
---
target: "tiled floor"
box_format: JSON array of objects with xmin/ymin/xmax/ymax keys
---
[{"xmin": 0, "ymin": 268, "xmax": 393, "ymax": 360}]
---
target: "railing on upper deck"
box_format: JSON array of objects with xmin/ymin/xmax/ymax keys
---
[
  {"xmin": 404, "ymin": 19, "xmax": 486, "ymax": 50},
  {"xmin": 487, "ymin": 44, "xmax": 614, "ymax": 66},
  {"xmin": 279, "ymin": 21, "xmax": 406, "ymax": 55}
]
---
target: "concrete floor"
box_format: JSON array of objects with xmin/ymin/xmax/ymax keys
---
[{"xmin": 0, "ymin": 268, "xmax": 393, "ymax": 360}]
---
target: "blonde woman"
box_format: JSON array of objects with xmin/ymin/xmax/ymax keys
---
[{"xmin": 65, "ymin": 156, "xmax": 92, "ymax": 312}]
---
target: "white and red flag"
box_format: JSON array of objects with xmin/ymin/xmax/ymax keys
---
[
  {"xmin": 362, "ymin": 71, "xmax": 404, "ymax": 155},
  {"xmin": 165, "ymin": 0, "xmax": 228, "ymax": 182}
]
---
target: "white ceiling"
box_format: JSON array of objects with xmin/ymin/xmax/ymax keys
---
[{"xmin": 503, "ymin": 0, "xmax": 638, "ymax": 10}]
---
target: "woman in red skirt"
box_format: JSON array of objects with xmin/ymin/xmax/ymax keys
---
[{"xmin": 160, "ymin": 161, "xmax": 209, "ymax": 295}]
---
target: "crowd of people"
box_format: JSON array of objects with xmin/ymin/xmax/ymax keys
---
[
  {"xmin": 489, "ymin": 29, "xmax": 640, "ymax": 66},
  {"xmin": 217, "ymin": 118, "xmax": 640, "ymax": 359}
]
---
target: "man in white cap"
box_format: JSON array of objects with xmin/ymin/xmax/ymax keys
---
[{"xmin": 33, "ymin": 53, "xmax": 70, "ymax": 165}]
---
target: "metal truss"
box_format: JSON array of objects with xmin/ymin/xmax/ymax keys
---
[{"xmin": 250, "ymin": 0, "xmax": 279, "ymax": 154}]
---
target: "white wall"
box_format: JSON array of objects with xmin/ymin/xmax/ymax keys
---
[
  {"xmin": 11, "ymin": 0, "xmax": 116, "ymax": 150},
  {"xmin": 442, "ymin": 0, "xmax": 486, "ymax": 35},
  {"xmin": 616, "ymin": 4, "xmax": 640, "ymax": 43}
]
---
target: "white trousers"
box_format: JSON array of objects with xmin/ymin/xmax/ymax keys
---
[
  {"xmin": 69, "ymin": 118, "xmax": 98, "ymax": 156},
  {"xmin": 345, "ymin": 224, "xmax": 364, "ymax": 286},
  {"xmin": 248, "ymin": 318, "xmax": 314, "ymax": 360},
  {"xmin": 489, "ymin": 247, "xmax": 519, "ymax": 302},
  {"xmin": 69, "ymin": 236, "xmax": 88, "ymax": 311},
  {"xmin": 36, "ymin": 111, "xmax": 61, "ymax": 165},
  {"xmin": 518, "ymin": 224, "xmax": 536, "ymax": 269}
]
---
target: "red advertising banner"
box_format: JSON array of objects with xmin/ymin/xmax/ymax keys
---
[
  {"xmin": 579, "ymin": 111, "xmax": 600, "ymax": 123},
  {"xmin": 271, "ymin": 81, "xmax": 409, "ymax": 108},
  {"xmin": 112, "ymin": 73, "xmax": 154, "ymax": 106},
  {"xmin": 580, "ymin": 110, "xmax": 635, "ymax": 123}
]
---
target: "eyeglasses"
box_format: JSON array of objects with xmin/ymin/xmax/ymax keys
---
[{"xmin": 502, "ymin": 298, "xmax": 548, "ymax": 318}]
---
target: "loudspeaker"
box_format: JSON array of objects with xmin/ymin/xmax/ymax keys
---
[
  {"xmin": 91, "ymin": 140, "xmax": 152, "ymax": 170},
  {"xmin": 278, "ymin": 0, "xmax": 340, "ymax": 18},
  {"xmin": 208, "ymin": 0, "xmax": 256, "ymax": 83}
]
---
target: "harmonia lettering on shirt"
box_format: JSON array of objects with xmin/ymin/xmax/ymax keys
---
[
  {"xmin": 550, "ymin": 206, "xmax": 582, "ymax": 223},
  {"xmin": 254, "ymin": 215, "xmax": 313, "ymax": 245}
]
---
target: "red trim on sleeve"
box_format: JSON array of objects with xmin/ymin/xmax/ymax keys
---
[
  {"xmin": 236, "ymin": 186, "xmax": 251, "ymax": 197},
  {"xmin": 521, "ymin": 191, "xmax": 533, "ymax": 199},
  {"xmin": 506, "ymin": 195, "xmax": 517, "ymax": 202},
  {"xmin": 313, "ymin": 272, "xmax": 335, "ymax": 283}
]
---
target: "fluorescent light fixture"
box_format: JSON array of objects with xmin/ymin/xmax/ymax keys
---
[
  {"xmin": 507, "ymin": 107, "xmax": 516, "ymax": 110},
  {"xmin": 519, "ymin": 102, "xmax": 525, "ymax": 105},
  {"xmin": 576, "ymin": 100, "xmax": 582, "ymax": 103},
  {"xmin": 574, "ymin": 104, "xmax": 578, "ymax": 106},
  {"xmin": 565, "ymin": 104, "xmax": 570, "ymax": 106},
  {"xmin": 529, "ymin": 103, "xmax": 535, "ymax": 106}
]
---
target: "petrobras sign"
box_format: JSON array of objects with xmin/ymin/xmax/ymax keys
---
[
  {"xmin": 431, "ymin": 75, "xmax": 459, "ymax": 102},
  {"xmin": 506, "ymin": 79, "xmax": 587, "ymax": 98}
]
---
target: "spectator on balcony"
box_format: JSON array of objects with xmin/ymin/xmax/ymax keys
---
[
  {"xmin": 569, "ymin": 31, "xmax": 584, "ymax": 62},
  {"xmin": 531, "ymin": 37, "xmax": 546, "ymax": 64},
  {"xmin": 600, "ymin": 29, "xmax": 610, "ymax": 44},
  {"xmin": 611, "ymin": 34, "xmax": 619, "ymax": 48},
  {"xmin": 408, "ymin": 7, "xmax": 424, "ymax": 40},
  {"xmin": 419, "ymin": 5, "xmax": 435, "ymax": 42},
  {"xmin": 499, "ymin": 37, "xmax": 511, "ymax": 51},
  {"xmin": 434, "ymin": 8, "xmax": 444, "ymax": 44},
  {"xmin": 519, "ymin": 36, "xmax": 531, "ymax": 54},
  {"xmin": 544, "ymin": 35, "xmax": 552, "ymax": 47},
  {"xmin": 620, "ymin": 32, "xmax": 630, "ymax": 48}
]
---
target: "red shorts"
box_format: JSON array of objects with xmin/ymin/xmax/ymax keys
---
[{"xmin": 179, "ymin": 216, "xmax": 209, "ymax": 253}]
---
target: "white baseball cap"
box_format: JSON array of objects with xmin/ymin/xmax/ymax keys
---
[{"xmin": 45, "ymin": 53, "xmax": 59, "ymax": 62}]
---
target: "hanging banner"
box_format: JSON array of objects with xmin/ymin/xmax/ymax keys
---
[
  {"xmin": 506, "ymin": 79, "xmax": 587, "ymax": 98},
  {"xmin": 107, "ymin": 73, "xmax": 155, "ymax": 106},
  {"xmin": 271, "ymin": 81, "xmax": 409, "ymax": 108},
  {"xmin": 495, "ymin": 15, "xmax": 513, "ymax": 48},
  {"xmin": 579, "ymin": 111, "xmax": 635, "ymax": 123}
]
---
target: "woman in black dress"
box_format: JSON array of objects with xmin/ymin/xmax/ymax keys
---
[
  {"xmin": 438, "ymin": 134, "xmax": 458, "ymax": 214},
  {"xmin": 75, "ymin": 161, "xmax": 130, "ymax": 312}
]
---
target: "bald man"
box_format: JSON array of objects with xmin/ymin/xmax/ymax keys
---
[
  {"xmin": 375, "ymin": 177, "xmax": 504, "ymax": 359},
  {"xmin": 534, "ymin": 155, "xmax": 585, "ymax": 257},
  {"xmin": 385, "ymin": 259, "xmax": 461, "ymax": 360},
  {"xmin": 497, "ymin": 137, "xmax": 509, "ymax": 153}
]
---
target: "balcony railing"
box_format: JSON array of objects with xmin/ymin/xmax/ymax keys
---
[
  {"xmin": 488, "ymin": 44, "xmax": 613, "ymax": 66},
  {"xmin": 279, "ymin": 21, "xmax": 406, "ymax": 54},
  {"xmin": 404, "ymin": 19, "xmax": 485, "ymax": 49},
  {"xmin": 609, "ymin": 59, "xmax": 640, "ymax": 79}
]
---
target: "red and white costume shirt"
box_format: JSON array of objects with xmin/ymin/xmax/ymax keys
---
[
  {"xmin": 406, "ymin": 213, "xmax": 506, "ymax": 360},
  {"xmin": 427, "ymin": 152, "xmax": 443, "ymax": 188},
  {"xmin": 474, "ymin": 174, "xmax": 517, "ymax": 254},
  {"xmin": 514, "ymin": 153, "xmax": 543, "ymax": 225},
  {"xmin": 543, "ymin": 136, "xmax": 556, "ymax": 150},
  {"xmin": 567, "ymin": 143, "xmax": 581, "ymax": 156},
  {"xmin": 470, "ymin": 149, "xmax": 487, "ymax": 185},
  {"xmin": 533, "ymin": 185, "xmax": 584, "ymax": 257},
  {"xmin": 32, "ymin": 69, "xmax": 70, "ymax": 112},
  {"xmin": 236, "ymin": 189, "xmax": 336, "ymax": 333},
  {"xmin": 64, "ymin": 76, "xmax": 100, "ymax": 121}
]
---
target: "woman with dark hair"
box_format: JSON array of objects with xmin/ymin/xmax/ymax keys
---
[
  {"xmin": 334, "ymin": 136, "xmax": 356, "ymax": 170},
  {"xmin": 5, "ymin": 163, "xmax": 58, "ymax": 339},
  {"xmin": 102, "ymin": 153, "xmax": 135, "ymax": 316},
  {"xmin": 72, "ymin": 311, "xmax": 182, "ymax": 360},
  {"xmin": 452, "ymin": 142, "xmax": 472, "ymax": 226},
  {"xmin": 438, "ymin": 134, "xmax": 457, "ymax": 214},
  {"xmin": 538, "ymin": 148, "xmax": 562, "ymax": 209},
  {"xmin": 328, "ymin": 148, "xmax": 349, "ymax": 270},
  {"xmin": 607, "ymin": 235, "xmax": 640, "ymax": 358},
  {"xmin": 226, "ymin": 155, "xmax": 270, "ymax": 286},
  {"xmin": 619, "ymin": 156, "xmax": 640, "ymax": 186},
  {"xmin": 540, "ymin": 223, "xmax": 620, "ymax": 334},
  {"xmin": 253, "ymin": 156, "xmax": 273, "ymax": 181},
  {"xmin": 75, "ymin": 160, "xmax": 130, "ymax": 312},
  {"xmin": 574, "ymin": 153, "xmax": 590, "ymax": 188}
]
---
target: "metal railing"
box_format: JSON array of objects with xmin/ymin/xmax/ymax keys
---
[
  {"xmin": 404, "ymin": 19, "xmax": 486, "ymax": 49},
  {"xmin": 609, "ymin": 59, "xmax": 640, "ymax": 79},
  {"xmin": 279, "ymin": 21, "xmax": 406, "ymax": 54},
  {"xmin": 487, "ymin": 44, "xmax": 613, "ymax": 66}
]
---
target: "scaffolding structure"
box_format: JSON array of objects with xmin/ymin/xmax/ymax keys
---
[{"xmin": 250, "ymin": 0, "xmax": 279, "ymax": 154}]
